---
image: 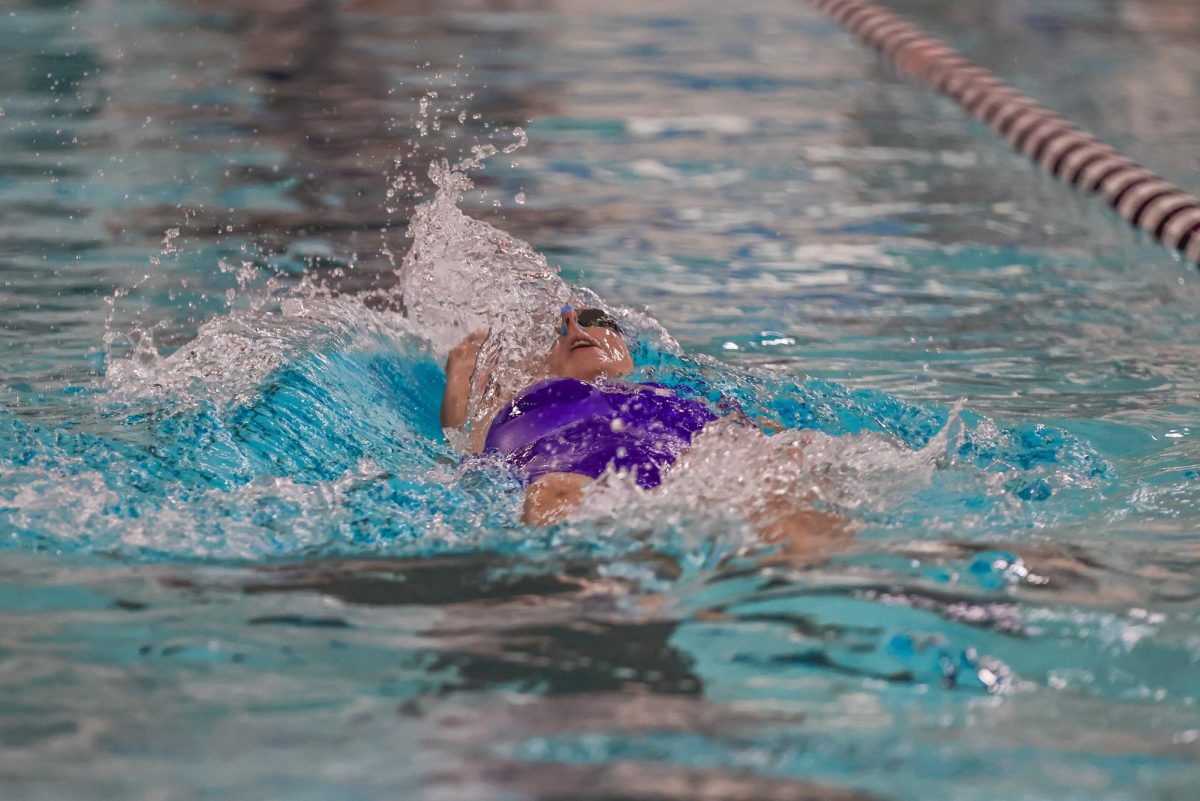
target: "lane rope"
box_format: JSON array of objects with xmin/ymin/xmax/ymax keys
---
[{"xmin": 809, "ymin": 0, "xmax": 1200, "ymax": 268}]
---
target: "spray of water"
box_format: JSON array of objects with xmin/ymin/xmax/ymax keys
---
[{"xmin": 392, "ymin": 128, "xmax": 653, "ymax": 446}]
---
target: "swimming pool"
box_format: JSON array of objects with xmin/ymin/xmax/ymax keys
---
[{"xmin": 2, "ymin": 0, "xmax": 1199, "ymax": 798}]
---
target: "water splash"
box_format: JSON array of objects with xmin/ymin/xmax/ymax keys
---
[
  {"xmin": 396, "ymin": 143, "xmax": 592, "ymax": 441},
  {"xmin": 2, "ymin": 134, "xmax": 1111, "ymax": 564},
  {"xmin": 102, "ymin": 290, "xmax": 417, "ymax": 410}
]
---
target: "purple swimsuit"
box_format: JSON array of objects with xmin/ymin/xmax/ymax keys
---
[{"xmin": 483, "ymin": 378, "xmax": 717, "ymax": 489}]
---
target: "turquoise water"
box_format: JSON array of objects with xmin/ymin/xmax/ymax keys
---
[{"xmin": 3, "ymin": 1, "xmax": 1200, "ymax": 799}]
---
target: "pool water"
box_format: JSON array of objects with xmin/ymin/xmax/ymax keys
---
[{"xmin": 2, "ymin": 1, "xmax": 1199, "ymax": 799}]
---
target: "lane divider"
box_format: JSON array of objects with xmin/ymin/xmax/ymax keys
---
[{"xmin": 810, "ymin": 0, "xmax": 1200, "ymax": 268}]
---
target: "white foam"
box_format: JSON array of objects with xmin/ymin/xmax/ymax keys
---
[
  {"xmin": 104, "ymin": 293, "xmax": 419, "ymax": 410},
  {"xmin": 625, "ymin": 115, "xmax": 753, "ymax": 137}
]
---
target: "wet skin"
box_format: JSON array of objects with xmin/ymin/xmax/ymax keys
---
[{"xmin": 543, "ymin": 307, "xmax": 634, "ymax": 383}]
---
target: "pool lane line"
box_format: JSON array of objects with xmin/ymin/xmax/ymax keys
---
[{"xmin": 808, "ymin": 0, "xmax": 1200, "ymax": 269}]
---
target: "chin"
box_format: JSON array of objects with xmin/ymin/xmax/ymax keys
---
[
  {"xmin": 566, "ymin": 363, "xmax": 606, "ymax": 383},
  {"xmin": 563, "ymin": 355, "xmax": 618, "ymax": 382}
]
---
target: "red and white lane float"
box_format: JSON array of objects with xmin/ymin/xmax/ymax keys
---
[{"xmin": 810, "ymin": 0, "xmax": 1200, "ymax": 268}]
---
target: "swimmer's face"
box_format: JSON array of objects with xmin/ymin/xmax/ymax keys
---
[{"xmin": 545, "ymin": 307, "xmax": 633, "ymax": 382}]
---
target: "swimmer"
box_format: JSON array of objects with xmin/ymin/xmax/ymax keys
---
[{"xmin": 441, "ymin": 306, "xmax": 845, "ymax": 554}]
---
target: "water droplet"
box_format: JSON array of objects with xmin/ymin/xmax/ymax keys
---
[
  {"xmin": 759, "ymin": 331, "xmax": 795, "ymax": 346},
  {"xmin": 514, "ymin": 192, "xmax": 526, "ymax": 205}
]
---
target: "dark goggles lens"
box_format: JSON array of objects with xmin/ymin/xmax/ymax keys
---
[{"xmin": 575, "ymin": 308, "xmax": 623, "ymax": 335}]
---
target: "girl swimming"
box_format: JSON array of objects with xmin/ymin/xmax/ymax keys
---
[{"xmin": 441, "ymin": 306, "xmax": 845, "ymax": 554}]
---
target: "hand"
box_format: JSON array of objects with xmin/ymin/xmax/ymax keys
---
[
  {"xmin": 445, "ymin": 329, "xmax": 488, "ymax": 372},
  {"xmin": 441, "ymin": 329, "xmax": 489, "ymax": 431}
]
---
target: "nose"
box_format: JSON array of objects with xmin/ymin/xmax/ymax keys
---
[{"xmin": 560, "ymin": 305, "xmax": 580, "ymax": 336}]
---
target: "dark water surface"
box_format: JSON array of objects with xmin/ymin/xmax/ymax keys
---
[{"xmin": 2, "ymin": 1, "xmax": 1200, "ymax": 799}]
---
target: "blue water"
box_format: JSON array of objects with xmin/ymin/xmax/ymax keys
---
[{"xmin": 3, "ymin": 1, "xmax": 1200, "ymax": 799}]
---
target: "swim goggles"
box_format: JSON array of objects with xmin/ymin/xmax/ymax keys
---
[{"xmin": 560, "ymin": 305, "xmax": 624, "ymax": 337}]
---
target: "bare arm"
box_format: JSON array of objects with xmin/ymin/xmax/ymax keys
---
[
  {"xmin": 440, "ymin": 330, "xmax": 488, "ymax": 430},
  {"xmin": 522, "ymin": 472, "xmax": 592, "ymax": 525}
]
